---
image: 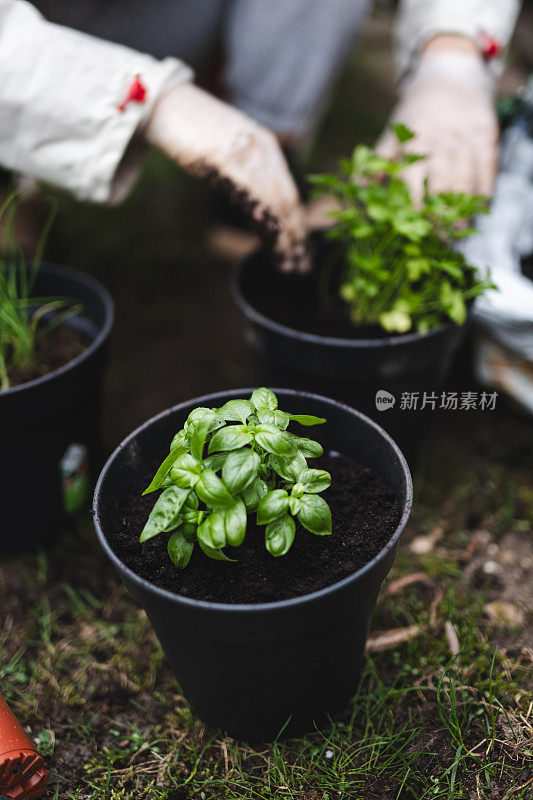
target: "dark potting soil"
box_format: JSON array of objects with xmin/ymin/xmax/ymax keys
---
[
  {"xmin": 6, "ymin": 324, "xmax": 88, "ymax": 387},
  {"xmin": 241, "ymin": 241, "xmax": 388, "ymax": 340},
  {"xmin": 109, "ymin": 453, "xmax": 400, "ymax": 604}
]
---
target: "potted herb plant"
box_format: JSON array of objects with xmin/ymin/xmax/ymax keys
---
[
  {"xmin": 233, "ymin": 126, "xmax": 493, "ymax": 461},
  {"xmin": 0, "ymin": 195, "xmax": 114, "ymax": 551},
  {"xmin": 93, "ymin": 388, "xmax": 412, "ymax": 740}
]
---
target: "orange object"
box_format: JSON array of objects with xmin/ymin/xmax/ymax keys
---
[{"xmin": 0, "ymin": 694, "xmax": 47, "ymax": 800}]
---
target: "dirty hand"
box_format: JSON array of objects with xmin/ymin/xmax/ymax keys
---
[
  {"xmin": 145, "ymin": 82, "xmax": 309, "ymax": 271},
  {"xmin": 376, "ymin": 37, "xmax": 497, "ymax": 206}
]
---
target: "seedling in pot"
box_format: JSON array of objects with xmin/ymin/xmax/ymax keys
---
[
  {"xmin": 140, "ymin": 388, "xmax": 332, "ymax": 568},
  {"xmin": 0, "ymin": 193, "xmax": 80, "ymax": 390},
  {"xmin": 310, "ymin": 124, "xmax": 494, "ymax": 334}
]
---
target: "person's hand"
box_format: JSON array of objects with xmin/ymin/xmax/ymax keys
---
[
  {"xmin": 145, "ymin": 82, "xmax": 309, "ymax": 271},
  {"xmin": 376, "ymin": 36, "xmax": 498, "ymax": 206}
]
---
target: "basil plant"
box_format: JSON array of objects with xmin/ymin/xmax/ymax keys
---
[{"xmin": 140, "ymin": 388, "xmax": 332, "ymax": 569}]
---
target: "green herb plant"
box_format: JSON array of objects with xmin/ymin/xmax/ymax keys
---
[
  {"xmin": 310, "ymin": 124, "xmax": 494, "ymax": 334},
  {"xmin": 0, "ymin": 192, "xmax": 78, "ymax": 390},
  {"xmin": 140, "ymin": 388, "xmax": 332, "ymax": 569}
]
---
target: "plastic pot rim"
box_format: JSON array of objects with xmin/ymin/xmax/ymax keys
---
[
  {"xmin": 0, "ymin": 262, "xmax": 115, "ymax": 399},
  {"xmin": 231, "ymin": 256, "xmax": 459, "ymax": 349},
  {"xmin": 93, "ymin": 388, "xmax": 413, "ymax": 615}
]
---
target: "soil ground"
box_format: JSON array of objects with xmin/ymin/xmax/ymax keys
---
[{"xmin": 1, "ymin": 4, "xmax": 532, "ymax": 798}]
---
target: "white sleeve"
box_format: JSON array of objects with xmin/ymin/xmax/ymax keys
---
[
  {"xmin": 0, "ymin": 0, "xmax": 193, "ymax": 203},
  {"xmin": 396, "ymin": 0, "xmax": 521, "ymax": 80}
]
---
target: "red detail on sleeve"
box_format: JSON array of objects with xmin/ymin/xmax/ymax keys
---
[
  {"xmin": 479, "ymin": 30, "xmax": 502, "ymax": 60},
  {"xmin": 118, "ymin": 75, "xmax": 147, "ymax": 112}
]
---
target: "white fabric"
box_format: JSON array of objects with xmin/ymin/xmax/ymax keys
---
[
  {"xmin": 0, "ymin": 0, "xmax": 192, "ymax": 203},
  {"xmin": 396, "ymin": 0, "xmax": 521, "ymax": 80}
]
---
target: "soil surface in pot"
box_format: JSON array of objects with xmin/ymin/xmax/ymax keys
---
[
  {"xmin": 6, "ymin": 324, "xmax": 88, "ymax": 387},
  {"xmin": 242, "ymin": 244, "xmax": 388, "ymax": 339},
  {"xmin": 108, "ymin": 453, "xmax": 400, "ymax": 603}
]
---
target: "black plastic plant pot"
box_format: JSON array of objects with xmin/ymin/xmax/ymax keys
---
[
  {"xmin": 0, "ymin": 263, "xmax": 114, "ymax": 552},
  {"xmin": 232, "ymin": 243, "xmax": 466, "ymax": 465},
  {"xmin": 93, "ymin": 389, "xmax": 412, "ymax": 741}
]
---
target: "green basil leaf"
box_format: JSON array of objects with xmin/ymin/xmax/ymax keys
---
[
  {"xmin": 208, "ymin": 424, "xmax": 253, "ymax": 453},
  {"xmin": 187, "ymin": 407, "xmax": 219, "ymax": 426},
  {"xmin": 298, "ymin": 494, "xmax": 332, "ymax": 535},
  {"xmin": 218, "ymin": 399, "xmax": 254, "ymax": 423},
  {"xmin": 392, "ymin": 122, "xmax": 415, "ymax": 144},
  {"xmin": 257, "ymin": 489, "xmax": 289, "ymax": 525},
  {"xmin": 170, "ymin": 453, "xmax": 201, "ymax": 488},
  {"xmin": 269, "ymin": 452, "xmax": 307, "ymax": 482},
  {"xmin": 170, "ymin": 429, "xmax": 188, "ymax": 451},
  {"xmin": 196, "ymin": 469, "xmax": 234, "ymax": 508},
  {"xmin": 241, "ymin": 476, "xmax": 268, "ymax": 512},
  {"xmin": 142, "ymin": 447, "xmax": 186, "ymax": 495},
  {"xmin": 198, "ymin": 541, "xmax": 236, "ymax": 562},
  {"xmin": 225, "ymin": 499, "xmax": 247, "ymax": 547},
  {"xmin": 256, "ymin": 409, "xmax": 290, "ymax": 429},
  {"xmin": 255, "ymin": 425, "xmax": 297, "ymax": 457},
  {"xmin": 182, "ymin": 521, "xmax": 198, "ymax": 542},
  {"xmin": 222, "ymin": 447, "xmax": 260, "ymax": 493},
  {"xmin": 288, "ymin": 414, "xmax": 326, "ymax": 426},
  {"xmin": 184, "ymin": 492, "xmax": 199, "ymax": 510},
  {"xmin": 203, "ymin": 452, "xmax": 227, "ymax": 472},
  {"xmin": 251, "ymin": 387, "xmax": 278, "ymax": 411},
  {"xmin": 167, "ymin": 531, "xmax": 194, "ymax": 569},
  {"xmin": 265, "ymin": 514, "xmax": 295, "ymax": 557},
  {"xmin": 294, "ymin": 436, "xmax": 323, "ymax": 458},
  {"xmin": 189, "ymin": 414, "xmax": 217, "ymax": 460},
  {"xmin": 140, "ymin": 486, "xmax": 190, "ymax": 542},
  {"xmin": 299, "ymin": 468, "xmax": 331, "ymax": 494},
  {"xmin": 288, "ymin": 496, "xmax": 301, "ymax": 515},
  {"xmin": 197, "ymin": 511, "xmax": 226, "ymax": 549}
]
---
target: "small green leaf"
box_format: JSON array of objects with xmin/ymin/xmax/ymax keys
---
[
  {"xmin": 189, "ymin": 414, "xmax": 217, "ymax": 460},
  {"xmin": 241, "ymin": 476, "xmax": 268, "ymax": 512},
  {"xmin": 269, "ymin": 452, "xmax": 308, "ymax": 482},
  {"xmin": 170, "ymin": 453, "xmax": 201, "ymax": 488},
  {"xmin": 196, "ymin": 469, "xmax": 234, "ymax": 508},
  {"xmin": 198, "ymin": 511, "xmax": 226, "ymax": 549},
  {"xmin": 294, "ymin": 437, "xmax": 323, "ymax": 458},
  {"xmin": 187, "ymin": 407, "xmax": 222, "ymax": 427},
  {"xmin": 379, "ymin": 310, "xmax": 412, "ymax": 333},
  {"xmin": 392, "ymin": 123, "xmax": 415, "ymax": 143},
  {"xmin": 225, "ymin": 499, "xmax": 247, "ymax": 546},
  {"xmin": 298, "ymin": 494, "xmax": 332, "ymax": 535},
  {"xmin": 140, "ymin": 486, "xmax": 190, "ymax": 542},
  {"xmin": 256, "ymin": 408, "xmax": 290, "ymax": 429},
  {"xmin": 170, "ymin": 429, "xmax": 188, "ymax": 451},
  {"xmin": 265, "ymin": 514, "xmax": 295, "ymax": 557},
  {"xmin": 251, "ymin": 387, "xmax": 278, "ymax": 411},
  {"xmin": 288, "ymin": 496, "xmax": 301, "ymax": 515},
  {"xmin": 143, "ymin": 448, "xmax": 186, "ymax": 495},
  {"xmin": 208, "ymin": 424, "xmax": 253, "ymax": 453},
  {"xmin": 198, "ymin": 541, "xmax": 236, "ymax": 562},
  {"xmin": 218, "ymin": 399, "xmax": 254, "ymax": 423},
  {"xmin": 257, "ymin": 489, "xmax": 289, "ymax": 525},
  {"xmin": 203, "ymin": 452, "xmax": 227, "ymax": 472},
  {"xmin": 255, "ymin": 425, "xmax": 297, "ymax": 457},
  {"xmin": 288, "ymin": 414, "xmax": 326, "ymax": 426},
  {"xmin": 222, "ymin": 447, "xmax": 260, "ymax": 493},
  {"xmin": 299, "ymin": 468, "xmax": 331, "ymax": 494},
  {"xmin": 167, "ymin": 531, "xmax": 194, "ymax": 569}
]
